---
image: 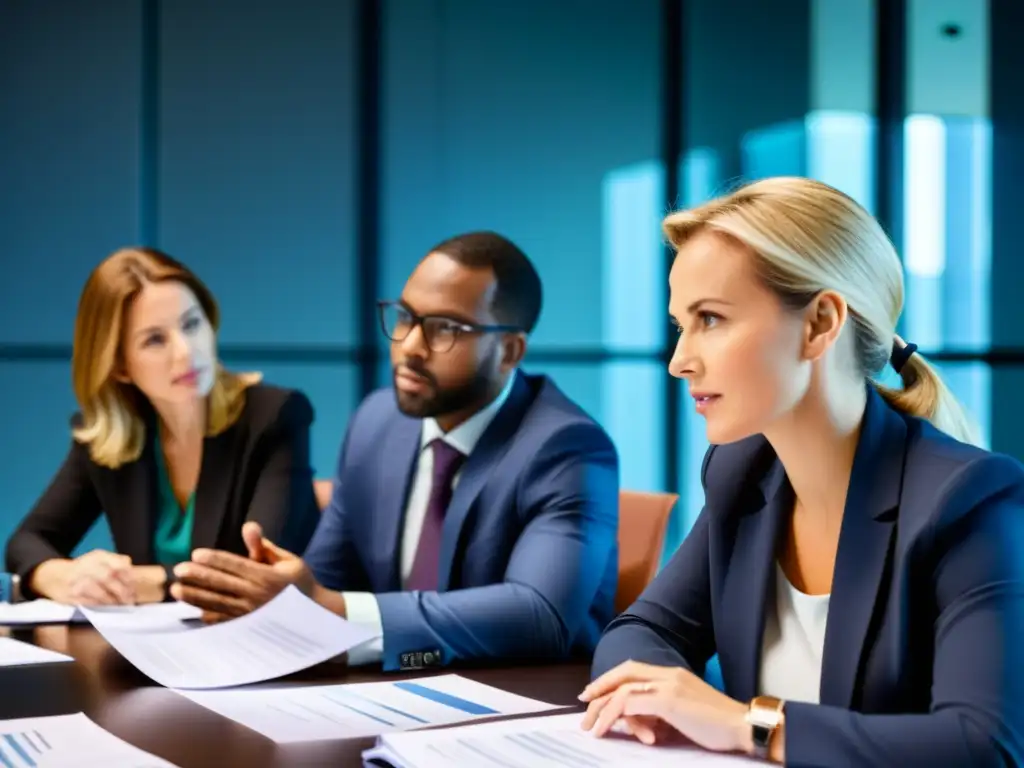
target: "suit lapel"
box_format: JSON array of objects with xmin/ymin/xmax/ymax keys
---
[
  {"xmin": 119, "ymin": 429, "xmax": 159, "ymax": 563},
  {"xmin": 818, "ymin": 387, "xmax": 905, "ymax": 708},
  {"xmin": 436, "ymin": 375, "xmax": 532, "ymax": 591},
  {"xmin": 191, "ymin": 429, "xmax": 237, "ymax": 551},
  {"xmin": 374, "ymin": 416, "xmax": 421, "ymax": 591},
  {"xmin": 718, "ymin": 463, "xmax": 790, "ymax": 703}
]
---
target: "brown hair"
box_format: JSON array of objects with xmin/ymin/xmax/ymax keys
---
[
  {"xmin": 72, "ymin": 247, "xmax": 261, "ymax": 467},
  {"xmin": 662, "ymin": 177, "xmax": 980, "ymax": 445}
]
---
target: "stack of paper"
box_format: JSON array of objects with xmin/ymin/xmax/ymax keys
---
[
  {"xmin": 75, "ymin": 601, "xmax": 201, "ymax": 632},
  {"xmin": 0, "ymin": 599, "xmax": 83, "ymax": 625},
  {"xmin": 0, "ymin": 712, "xmax": 178, "ymax": 767},
  {"xmin": 0, "ymin": 599, "xmax": 201, "ymax": 628},
  {"xmin": 362, "ymin": 712, "xmax": 762, "ymax": 767},
  {"xmin": 176, "ymin": 673, "xmax": 564, "ymax": 743},
  {"xmin": 79, "ymin": 585, "xmax": 380, "ymax": 689},
  {"xmin": 0, "ymin": 637, "xmax": 73, "ymax": 667}
]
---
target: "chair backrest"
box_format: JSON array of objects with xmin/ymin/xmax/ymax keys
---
[
  {"xmin": 314, "ymin": 479, "xmax": 333, "ymax": 511},
  {"xmin": 616, "ymin": 490, "xmax": 677, "ymax": 614}
]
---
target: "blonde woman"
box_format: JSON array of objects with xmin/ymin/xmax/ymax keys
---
[
  {"xmin": 581, "ymin": 178, "xmax": 1024, "ymax": 765},
  {"xmin": 5, "ymin": 248, "xmax": 320, "ymax": 605}
]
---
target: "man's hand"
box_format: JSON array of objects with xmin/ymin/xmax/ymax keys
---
[{"xmin": 170, "ymin": 522, "xmax": 317, "ymax": 622}]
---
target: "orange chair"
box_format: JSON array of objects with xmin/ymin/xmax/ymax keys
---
[
  {"xmin": 311, "ymin": 480, "xmax": 676, "ymax": 614},
  {"xmin": 615, "ymin": 490, "xmax": 677, "ymax": 613},
  {"xmin": 314, "ymin": 479, "xmax": 333, "ymax": 510}
]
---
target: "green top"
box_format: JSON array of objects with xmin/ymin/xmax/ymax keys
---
[{"xmin": 153, "ymin": 435, "xmax": 196, "ymax": 566}]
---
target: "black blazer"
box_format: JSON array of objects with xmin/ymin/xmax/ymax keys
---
[
  {"xmin": 5, "ymin": 384, "xmax": 321, "ymax": 594},
  {"xmin": 592, "ymin": 386, "xmax": 1024, "ymax": 767}
]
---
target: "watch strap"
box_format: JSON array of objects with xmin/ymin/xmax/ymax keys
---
[{"xmin": 162, "ymin": 564, "xmax": 177, "ymax": 602}]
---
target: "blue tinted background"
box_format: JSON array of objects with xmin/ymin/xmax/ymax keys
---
[{"xmin": 0, "ymin": 0, "xmax": 1020, "ymax": 563}]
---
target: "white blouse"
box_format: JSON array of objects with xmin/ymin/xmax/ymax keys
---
[{"xmin": 758, "ymin": 563, "xmax": 831, "ymax": 704}]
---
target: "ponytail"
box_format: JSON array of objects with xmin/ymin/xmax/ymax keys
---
[{"xmin": 873, "ymin": 337, "xmax": 983, "ymax": 446}]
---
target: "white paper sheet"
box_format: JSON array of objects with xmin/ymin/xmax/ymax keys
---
[
  {"xmin": 76, "ymin": 601, "xmax": 201, "ymax": 632},
  {"xmin": 0, "ymin": 712, "xmax": 177, "ymax": 767},
  {"xmin": 0, "ymin": 637, "xmax": 73, "ymax": 666},
  {"xmin": 0, "ymin": 600, "xmax": 80, "ymax": 625},
  {"xmin": 0, "ymin": 600, "xmax": 201, "ymax": 629},
  {"xmin": 363, "ymin": 712, "xmax": 762, "ymax": 768},
  {"xmin": 80, "ymin": 585, "xmax": 379, "ymax": 689},
  {"xmin": 176, "ymin": 673, "xmax": 564, "ymax": 743}
]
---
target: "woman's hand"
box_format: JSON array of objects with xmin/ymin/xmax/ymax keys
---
[
  {"xmin": 579, "ymin": 660, "xmax": 753, "ymax": 755},
  {"xmin": 30, "ymin": 550, "xmax": 136, "ymax": 605}
]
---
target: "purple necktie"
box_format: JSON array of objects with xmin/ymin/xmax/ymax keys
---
[{"xmin": 407, "ymin": 439, "xmax": 466, "ymax": 591}]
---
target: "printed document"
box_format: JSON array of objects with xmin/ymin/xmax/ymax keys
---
[
  {"xmin": 80, "ymin": 585, "xmax": 379, "ymax": 689},
  {"xmin": 0, "ymin": 712, "xmax": 177, "ymax": 767},
  {"xmin": 362, "ymin": 712, "xmax": 763, "ymax": 768},
  {"xmin": 176, "ymin": 673, "xmax": 564, "ymax": 743}
]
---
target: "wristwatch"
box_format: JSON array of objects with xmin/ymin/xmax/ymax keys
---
[
  {"xmin": 746, "ymin": 695, "xmax": 785, "ymax": 759},
  {"xmin": 0, "ymin": 573, "xmax": 21, "ymax": 604},
  {"xmin": 162, "ymin": 564, "xmax": 176, "ymax": 602}
]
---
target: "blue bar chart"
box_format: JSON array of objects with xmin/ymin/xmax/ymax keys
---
[{"xmin": 0, "ymin": 730, "xmax": 51, "ymax": 768}]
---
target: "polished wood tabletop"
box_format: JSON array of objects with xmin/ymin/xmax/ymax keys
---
[{"xmin": 0, "ymin": 624, "xmax": 591, "ymax": 767}]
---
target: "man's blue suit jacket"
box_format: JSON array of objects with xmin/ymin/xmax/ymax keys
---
[
  {"xmin": 306, "ymin": 371, "xmax": 620, "ymax": 672},
  {"xmin": 592, "ymin": 386, "xmax": 1024, "ymax": 767}
]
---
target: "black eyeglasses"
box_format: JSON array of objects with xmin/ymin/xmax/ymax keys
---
[{"xmin": 377, "ymin": 301, "xmax": 521, "ymax": 353}]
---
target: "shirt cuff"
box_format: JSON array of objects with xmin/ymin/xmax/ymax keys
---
[{"xmin": 341, "ymin": 591, "xmax": 384, "ymax": 666}]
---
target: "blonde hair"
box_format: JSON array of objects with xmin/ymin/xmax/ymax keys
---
[
  {"xmin": 72, "ymin": 247, "xmax": 262, "ymax": 468},
  {"xmin": 662, "ymin": 176, "xmax": 981, "ymax": 445}
]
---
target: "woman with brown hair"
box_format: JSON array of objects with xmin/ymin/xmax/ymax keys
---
[{"xmin": 5, "ymin": 247, "xmax": 321, "ymax": 605}]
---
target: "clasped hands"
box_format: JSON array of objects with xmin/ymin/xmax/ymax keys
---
[
  {"xmin": 31, "ymin": 550, "xmax": 165, "ymax": 605},
  {"xmin": 169, "ymin": 521, "xmax": 317, "ymax": 622},
  {"xmin": 578, "ymin": 660, "xmax": 756, "ymax": 757}
]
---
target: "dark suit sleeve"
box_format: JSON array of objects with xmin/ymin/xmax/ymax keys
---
[
  {"xmin": 784, "ymin": 455, "xmax": 1024, "ymax": 768},
  {"xmin": 302, "ymin": 418, "xmax": 372, "ymax": 591},
  {"xmin": 372, "ymin": 423, "xmax": 619, "ymax": 672},
  {"xmin": 591, "ymin": 446, "xmax": 717, "ymax": 679},
  {"xmin": 244, "ymin": 391, "xmax": 319, "ymax": 554},
  {"xmin": 5, "ymin": 439, "xmax": 103, "ymax": 592}
]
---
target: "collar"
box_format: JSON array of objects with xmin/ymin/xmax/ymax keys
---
[{"xmin": 419, "ymin": 370, "xmax": 518, "ymax": 456}]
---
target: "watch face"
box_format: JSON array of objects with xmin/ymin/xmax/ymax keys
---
[{"xmin": 752, "ymin": 722, "xmax": 772, "ymax": 747}]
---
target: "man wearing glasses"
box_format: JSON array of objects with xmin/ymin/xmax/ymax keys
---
[{"xmin": 171, "ymin": 231, "xmax": 620, "ymax": 672}]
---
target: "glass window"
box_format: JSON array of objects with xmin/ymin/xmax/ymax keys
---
[
  {"xmin": 0, "ymin": 1, "xmax": 142, "ymax": 345},
  {"xmin": 159, "ymin": 0, "xmax": 359, "ymax": 345},
  {"xmin": 381, "ymin": 1, "xmax": 661, "ymax": 353}
]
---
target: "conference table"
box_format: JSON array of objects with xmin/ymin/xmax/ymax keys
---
[{"xmin": 0, "ymin": 624, "xmax": 591, "ymax": 766}]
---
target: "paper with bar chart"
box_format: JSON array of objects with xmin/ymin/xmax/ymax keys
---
[
  {"xmin": 175, "ymin": 673, "xmax": 563, "ymax": 743},
  {"xmin": 79, "ymin": 586, "xmax": 379, "ymax": 689},
  {"xmin": 363, "ymin": 712, "xmax": 762, "ymax": 768},
  {"xmin": 0, "ymin": 712, "xmax": 176, "ymax": 767}
]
